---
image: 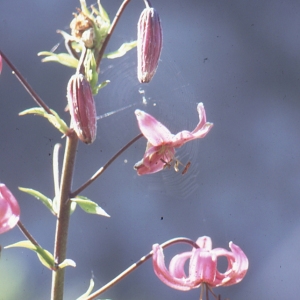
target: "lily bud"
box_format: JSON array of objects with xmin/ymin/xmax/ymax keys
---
[
  {"xmin": 67, "ymin": 73, "xmax": 97, "ymax": 144},
  {"xmin": 137, "ymin": 3, "xmax": 162, "ymax": 83},
  {"xmin": 0, "ymin": 183, "xmax": 20, "ymax": 234}
]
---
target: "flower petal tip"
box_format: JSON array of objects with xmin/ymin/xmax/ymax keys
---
[{"xmin": 0, "ymin": 183, "xmax": 20, "ymax": 234}]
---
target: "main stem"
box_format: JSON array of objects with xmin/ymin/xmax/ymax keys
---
[{"xmin": 51, "ymin": 131, "xmax": 78, "ymax": 300}]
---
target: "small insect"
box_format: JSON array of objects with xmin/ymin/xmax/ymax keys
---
[{"xmin": 181, "ymin": 161, "xmax": 191, "ymax": 175}]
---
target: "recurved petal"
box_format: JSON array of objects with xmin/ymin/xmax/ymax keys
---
[
  {"xmin": 169, "ymin": 251, "xmax": 191, "ymax": 278},
  {"xmin": 212, "ymin": 241, "xmax": 248, "ymax": 287},
  {"xmin": 192, "ymin": 103, "xmax": 209, "ymax": 134},
  {"xmin": 171, "ymin": 103, "xmax": 213, "ymax": 147},
  {"xmin": 152, "ymin": 244, "xmax": 192, "ymax": 291},
  {"xmin": 0, "ymin": 183, "xmax": 20, "ymax": 234},
  {"xmin": 196, "ymin": 236, "xmax": 213, "ymax": 250},
  {"xmin": 221, "ymin": 242, "xmax": 249, "ymax": 286},
  {"xmin": 135, "ymin": 109, "xmax": 173, "ymax": 146}
]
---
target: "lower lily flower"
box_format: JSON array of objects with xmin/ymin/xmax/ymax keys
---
[
  {"xmin": 152, "ymin": 236, "xmax": 248, "ymax": 291},
  {"xmin": 134, "ymin": 103, "xmax": 213, "ymax": 175},
  {"xmin": 0, "ymin": 183, "xmax": 20, "ymax": 234}
]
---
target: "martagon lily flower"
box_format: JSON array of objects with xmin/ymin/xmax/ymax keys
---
[
  {"xmin": 152, "ymin": 236, "xmax": 249, "ymax": 291},
  {"xmin": 134, "ymin": 103, "xmax": 213, "ymax": 175},
  {"xmin": 0, "ymin": 183, "xmax": 20, "ymax": 234}
]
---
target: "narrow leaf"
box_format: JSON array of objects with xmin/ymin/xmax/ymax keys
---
[
  {"xmin": 19, "ymin": 107, "xmax": 69, "ymax": 135},
  {"xmin": 104, "ymin": 41, "xmax": 137, "ymax": 59},
  {"xmin": 58, "ymin": 258, "xmax": 76, "ymax": 269},
  {"xmin": 70, "ymin": 201, "xmax": 77, "ymax": 215},
  {"xmin": 5, "ymin": 241, "xmax": 55, "ymax": 270},
  {"xmin": 93, "ymin": 80, "xmax": 110, "ymax": 94},
  {"xmin": 19, "ymin": 187, "xmax": 55, "ymax": 214},
  {"xmin": 76, "ymin": 278, "xmax": 95, "ymax": 300},
  {"xmin": 38, "ymin": 51, "xmax": 78, "ymax": 68},
  {"xmin": 71, "ymin": 196, "xmax": 110, "ymax": 217}
]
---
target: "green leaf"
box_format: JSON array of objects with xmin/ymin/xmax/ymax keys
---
[
  {"xmin": 79, "ymin": 0, "xmax": 92, "ymax": 17},
  {"xmin": 85, "ymin": 49, "xmax": 99, "ymax": 94},
  {"xmin": 70, "ymin": 200, "xmax": 77, "ymax": 215},
  {"xmin": 5, "ymin": 241, "xmax": 55, "ymax": 270},
  {"xmin": 52, "ymin": 196, "xmax": 77, "ymax": 215},
  {"xmin": 58, "ymin": 258, "xmax": 76, "ymax": 269},
  {"xmin": 76, "ymin": 278, "xmax": 95, "ymax": 300},
  {"xmin": 71, "ymin": 196, "xmax": 110, "ymax": 217},
  {"xmin": 90, "ymin": 0, "xmax": 110, "ymax": 50},
  {"xmin": 104, "ymin": 41, "xmax": 137, "ymax": 59},
  {"xmin": 38, "ymin": 51, "xmax": 78, "ymax": 68},
  {"xmin": 93, "ymin": 80, "xmax": 110, "ymax": 95},
  {"xmin": 19, "ymin": 107, "xmax": 69, "ymax": 135},
  {"xmin": 95, "ymin": 1, "xmax": 110, "ymax": 26},
  {"xmin": 19, "ymin": 187, "xmax": 55, "ymax": 215},
  {"xmin": 52, "ymin": 196, "xmax": 59, "ymax": 215}
]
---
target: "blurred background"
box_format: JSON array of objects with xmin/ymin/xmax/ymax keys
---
[{"xmin": 1, "ymin": 0, "xmax": 300, "ymax": 299}]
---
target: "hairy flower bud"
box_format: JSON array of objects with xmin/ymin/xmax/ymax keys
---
[
  {"xmin": 0, "ymin": 183, "xmax": 20, "ymax": 234},
  {"xmin": 137, "ymin": 3, "xmax": 162, "ymax": 83},
  {"xmin": 67, "ymin": 73, "xmax": 97, "ymax": 144}
]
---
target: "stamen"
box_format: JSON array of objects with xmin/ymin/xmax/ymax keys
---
[{"xmin": 160, "ymin": 158, "xmax": 172, "ymax": 169}]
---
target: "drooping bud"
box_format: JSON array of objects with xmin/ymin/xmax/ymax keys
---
[
  {"xmin": 67, "ymin": 73, "xmax": 97, "ymax": 144},
  {"xmin": 137, "ymin": 2, "xmax": 162, "ymax": 83},
  {"xmin": 0, "ymin": 183, "xmax": 20, "ymax": 234}
]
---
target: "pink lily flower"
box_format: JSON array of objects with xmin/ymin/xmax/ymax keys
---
[
  {"xmin": 152, "ymin": 236, "xmax": 249, "ymax": 291},
  {"xmin": 0, "ymin": 183, "xmax": 20, "ymax": 234},
  {"xmin": 134, "ymin": 103, "xmax": 213, "ymax": 175}
]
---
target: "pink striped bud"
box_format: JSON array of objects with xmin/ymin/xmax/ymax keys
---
[
  {"xmin": 137, "ymin": 2, "xmax": 162, "ymax": 83},
  {"xmin": 0, "ymin": 183, "xmax": 20, "ymax": 234},
  {"xmin": 67, "ymin": 73, "xmax": 97, "ymax": 144}
]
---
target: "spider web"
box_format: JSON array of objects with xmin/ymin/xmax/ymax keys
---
[{"xmin": 98, "ymin": 50, "xmax": 203, "ymax": 199}]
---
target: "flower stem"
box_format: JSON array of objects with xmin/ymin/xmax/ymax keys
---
[
  {"xmin": 51, "ymin": 130, "xmax": 78, "ymax": 300},
  {"xmin": 53, "ymin": 143, "xmax": 62, "ymax": 200},
  {"xmin": 17, "ymin": 220, "xmax": 39, "ymax": 247},
  {"xmin": 96, "ymin": 0, "xmax": 132, "ymax": 68},
  {"xmin": 86, "ymin": 237, "xmax": 198, "ymax": 300},
  {"xmin": 143, "ymin": 0, "xmax": 152, "ymax": 8},
  {"xmin": 0, "ymin": 50, "xmax": 52, "ymax": 114},
  {"xmin": 70, "ymin": 133, "xmax": 143, "ymax": 198}
]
